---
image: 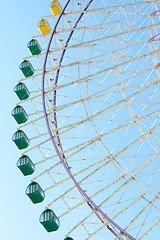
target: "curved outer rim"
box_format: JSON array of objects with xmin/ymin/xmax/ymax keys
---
[{"xmin": 42, "ymin": 1, "xmax": 136, "ymax": 239}]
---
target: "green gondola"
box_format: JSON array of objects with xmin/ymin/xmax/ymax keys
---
[
  {"xmin": 12, "ymin": 130, "xmax": 30, "ymax": 150},
  {"xmin": 17, "ymin": 155, "xmax": 35, "ymax": 176},
  {"xmin": 14, "ymin": 82, "xmax": 30, "ymax": 100},
  {"xmin": 26, "ymin": 182, "xmax": 45, "ymax": 204},
  {"xmin": 39, "ymin": 209, "xmax": 60, "ymax": 232},
  {"xmin": 19, "ymin": 60, "xmax": 34, "ymax": 77},
  {"xmin": 27, "ymin": 39, "xmax": 42, "ymax": 55},
  {"xmin": 11, "ymin": 105, "xmax": 28, "ymax": 124}
]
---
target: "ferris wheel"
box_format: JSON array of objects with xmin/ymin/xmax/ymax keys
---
[{"xmin": 12, "ymin": 0, "xmax": 160, "ymax": 239}]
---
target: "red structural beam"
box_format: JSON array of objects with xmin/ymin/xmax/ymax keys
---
[{"xmin": 150, "ymin": 10, "xmax": 160, "ymax": 16}]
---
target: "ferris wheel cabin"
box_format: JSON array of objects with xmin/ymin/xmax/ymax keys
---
[
  {"xmin": 49, "ymin": 0, "xmax": 62, "ymax": 15},
  {"xmin": 27, "ymin": 39, "xmax": 42, "ymax": 55},
  {"xmin": 39, "ymin": 209, "xmax": 60, "ymax": 232},
  {"xmin": 12, "ymin": 130, "xmax": 30, "ymax": 150},
  {"xmin": 17, "ymin": 155, "xmax": 35, "ymax": 176},
  {"xmin": 19, "ymin": 60, "xmax": 34, "ymax": 78},
  {"xmin": 38, "ymin": 19, "xmax": 51, "ymax": 35},
  {"xmin": 14, "ymin": 82, "xmax": 30, "ymax": 100},
  {"xmin": 11, "ymin": 105, "xmax": 28, "ymax": 124},
  {"xmin": 26, "ymin": 182, "xmax": 45, "ymax": 204}
]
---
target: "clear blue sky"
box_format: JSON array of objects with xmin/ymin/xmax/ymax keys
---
[{"xmin": 0, "ymin": 1, "xmax": 64, "ymax": 239}]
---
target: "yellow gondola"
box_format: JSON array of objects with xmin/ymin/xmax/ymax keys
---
[
  {"xmin": 38, "ymin": 19, "xmax": 51, "ymax": 35},
  {"xmin": 49, "ymin": 0, "xmax": 62, "ymax": 15}
]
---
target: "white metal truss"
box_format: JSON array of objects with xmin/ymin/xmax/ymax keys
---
[{"xmin": 15, "ymin": 0, "xmax": 160, "ymax": 239}]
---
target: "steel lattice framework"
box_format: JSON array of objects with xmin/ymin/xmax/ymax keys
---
[{"xmin": 15, "ymin": 1, "xmax": 160, "ymax": 239}]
